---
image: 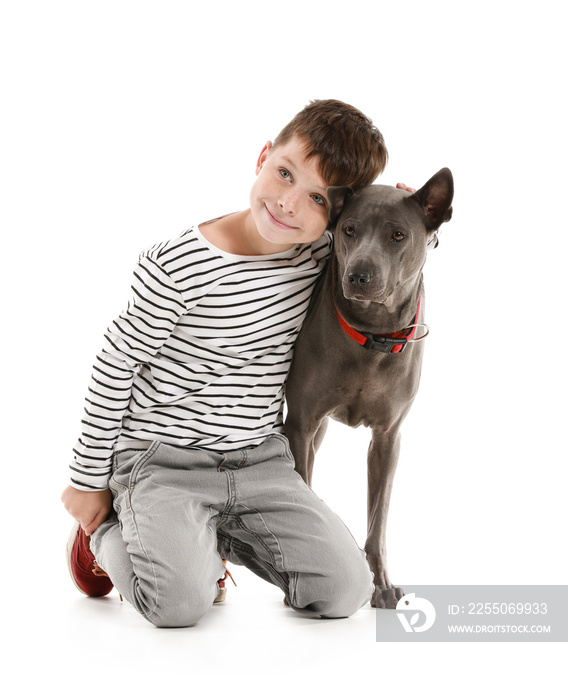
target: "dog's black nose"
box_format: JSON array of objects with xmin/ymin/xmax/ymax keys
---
[{"xmin": 348, "ymin": 271, "xmax": 372, "ymax": 287}]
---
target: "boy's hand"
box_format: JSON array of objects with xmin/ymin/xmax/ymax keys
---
[
  {"xmin": 396, "ymin": 182, "xmax": 416, "ymax": 194},
  {"xmin": 61, "ymin": 486, "xmax": 112, "ymax": 536}
]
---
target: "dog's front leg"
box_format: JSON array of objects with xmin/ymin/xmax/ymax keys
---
[
  {"xmin": 366, "ymin": 426, "xmax": 405, "ymax": 609},
  {"xmin": 285, "ymin": 416, "xmax": 328, "ymax": 486}
]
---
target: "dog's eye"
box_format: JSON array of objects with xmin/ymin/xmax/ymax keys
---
[
  {"xmin": 344, "ymin": 225, "xmax": 355, "ymax": 237},
  {"xmin": 392, "ymin": 231, "xmax": 405, "ymax": 242}
]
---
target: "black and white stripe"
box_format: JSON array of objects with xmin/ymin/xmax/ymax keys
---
[{"xmin": 70, "ymin": 225, "xmax": 331, "ymax": 490}]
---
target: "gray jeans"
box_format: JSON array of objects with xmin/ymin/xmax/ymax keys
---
[{"xmin": 90, "ymin": 434, "xmax": 373, "ymax": 628}]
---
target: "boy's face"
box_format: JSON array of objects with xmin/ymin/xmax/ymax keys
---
[{"xmin": 249, "ymin": 136, "xmax": 330, "ymax": 253}]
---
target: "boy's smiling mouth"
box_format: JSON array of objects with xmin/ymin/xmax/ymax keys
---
[{"xmin": 265, "ymin": 205, "xmax": 299, "ymax": 230}]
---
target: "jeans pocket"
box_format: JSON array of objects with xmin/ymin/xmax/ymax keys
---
[
  {"xmin": 109, "ymin": 441, "xmax": 160, "ymax": 513},
  {"xmin": 112, "ymin": 441, "xmax": 160, "ymax": 489},
  {"xmin": 271, "ymin": 433, "xmax": 295, "ymax": 464}
]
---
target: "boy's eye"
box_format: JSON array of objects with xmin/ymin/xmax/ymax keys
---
[
  {"xmin": 279, "ymin": 168, "xmax": 292, "ymax": 180},
  {"xmin": 311, "ymin": 194, "xmax": 326, "ymax": 206}
]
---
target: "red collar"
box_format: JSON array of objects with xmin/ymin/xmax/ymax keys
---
[{"xmin": 336, "ymin": 296, "xmax": 422, "ymax": 354}]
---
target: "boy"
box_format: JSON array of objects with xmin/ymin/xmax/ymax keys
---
[{"xmin": 62, "ymin": 99, "xmax": 388, "ymax": 627}]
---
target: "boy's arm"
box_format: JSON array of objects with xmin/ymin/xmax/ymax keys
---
[{"xmin": 68, "ymin": 253, "xmax": 187, "ymax": 493}]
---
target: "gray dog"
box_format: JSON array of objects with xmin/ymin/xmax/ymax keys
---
[{"xmin": 285, "ymin": 168, "xmax": 454, "ymax": 608}]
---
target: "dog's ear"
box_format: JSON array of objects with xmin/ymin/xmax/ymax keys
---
[
  {"xmin": 412, "ymin": 168, "xmax": 454, "ymax": 232},
  {"xmin": 327, "ymin": 186, "xmax": 353, "ymax": 226}
]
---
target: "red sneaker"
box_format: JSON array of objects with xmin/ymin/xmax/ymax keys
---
[{"xmin": 66, "ymin": 521, "xmax": 113, "ymax": 597}]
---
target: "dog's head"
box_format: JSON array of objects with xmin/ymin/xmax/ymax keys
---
[{"xmin": 327, "ymin": 168, "xmax": 453, "ymax": 305}]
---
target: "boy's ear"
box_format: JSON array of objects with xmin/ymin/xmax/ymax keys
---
[
  {"xmin": 255, "ymin": 141, "xmax": 273, "ymax": 175},
  {"xmin": 411, "ymin": 168, "xmax": 454, "ymax": 232},
  {"xmin": 327, "ymin": 186, "xmax": 353, "ymax": 226}
]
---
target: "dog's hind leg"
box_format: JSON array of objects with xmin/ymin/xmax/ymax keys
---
[{"xmin": 365, "ymin": 426, "xmax": 405, "ymax": 609}]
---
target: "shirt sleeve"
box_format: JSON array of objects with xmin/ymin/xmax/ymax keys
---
[{"xmin": 69, "ymin": 253, "xmax": 187, "ymax": 491}]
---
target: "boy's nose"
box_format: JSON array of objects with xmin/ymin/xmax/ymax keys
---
[{"xmin": 278, "ymin": 189, "xmax": 299, "ymax": 215}]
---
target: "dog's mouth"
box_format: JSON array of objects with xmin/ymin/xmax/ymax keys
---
[{"xmin": 343, "ymin": 286, "xmax": 391, "ymax": 305}]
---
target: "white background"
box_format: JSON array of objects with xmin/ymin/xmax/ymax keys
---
[{"xmin": 2, "ymin": 0, "xmax": 566, "ymax": 696}]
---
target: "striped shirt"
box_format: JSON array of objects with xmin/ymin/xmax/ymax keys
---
[{"xmin": 70, "ymin": 225, "xmax": 332, "ymax": 491}]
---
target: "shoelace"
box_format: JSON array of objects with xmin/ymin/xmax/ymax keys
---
[
  {"xmin": 217, "ymin": 559, "xmax": 236, "ymax": 588},
  {"xmin": 92, "ymin": 562, "xmax": 109, "ymax": 577}
]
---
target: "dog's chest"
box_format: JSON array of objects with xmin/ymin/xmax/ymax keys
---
[{"xmin": 329, "ymin": 357, "xmax": 412, "ymax": 424}]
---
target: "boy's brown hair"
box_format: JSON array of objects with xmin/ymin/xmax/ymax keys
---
[{"xmin": 273, "ymin": 99, "xmax": 388, "ymax": 189}]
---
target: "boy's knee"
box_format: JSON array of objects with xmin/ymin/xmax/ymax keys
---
[
  {"xmin": 292, "ymin": 553, "xmax": 374, "ymax": 619},
  {"xmin": 146, "ymin": 587, "xmax": 215, "ymax": 628},
  {"xmin": 133, "ymin": 576, "xmax": 217, "ymax": 628},
  {"xmin": 148, "ymin": 603, "xmax": 208, "ymax": 628}
]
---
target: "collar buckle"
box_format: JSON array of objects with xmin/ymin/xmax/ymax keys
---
[{"xmin": 362, "ymin": 334, "xmax": 408, "ymax": 354}]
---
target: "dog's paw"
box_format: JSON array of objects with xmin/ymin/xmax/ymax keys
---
[{"xmin": 372, "ymin": 584, "xmax": 405, "ymax": 609}]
